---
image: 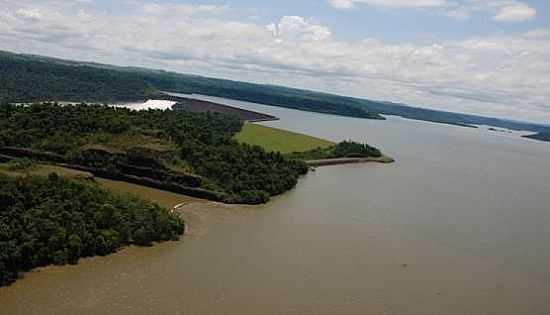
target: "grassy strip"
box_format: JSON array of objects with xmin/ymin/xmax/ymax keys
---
[
  {"xmin": 0, "ymin": 162, "xmax": 193, "ymax": 209},
  {"xmin": 97, "ymin": 178, "xmax": 195, "ymax": 209},
  {"xmin": 234, "ymin": 123, "xmax": 334, "ymax": 154}
]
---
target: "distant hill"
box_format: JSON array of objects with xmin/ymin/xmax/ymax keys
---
[
  {"xmin": 1, "ymin": 50, "xmax": 549, "ymax": 138},
  {"xmin": 0, "ymin": 51, "xmax": 380, "ymax": 120},
  {"xmin": 0, "ymin": 51, "xmax": 155, "ymax": 103}
]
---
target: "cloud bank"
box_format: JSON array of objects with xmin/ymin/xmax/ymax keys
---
[
  {"xmin": 0, "ymin": 0, "xmax": 548, "ymax": 122},
  {"xmin": 328, "ymin": 0, "xmax": 538, "ymax": 22}
]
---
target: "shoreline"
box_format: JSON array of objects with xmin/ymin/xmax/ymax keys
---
[{"xmin": 306, "ymin": 155, "xmax": 395, "ymax": 167}]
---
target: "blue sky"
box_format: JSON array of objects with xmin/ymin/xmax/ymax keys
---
[
  {"xmin": 139, "ymin": 0, "xmax": 549, "ymax": 41},
  {"xmin": 1, "ymin": 0, "xmax": 549, "ymax": 122},
  {"xmin": 205, "ymin": 0, "xmax": 550, "ymax": 41}
]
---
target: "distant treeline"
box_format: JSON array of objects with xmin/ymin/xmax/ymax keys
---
[
  {"xmin": 0, "ymin": 102, "xmax": 308, "ymax": 204},
  {"xmin": 0, "ymin": 174, "xmax": 184, "ymax": 287},
  {"xmin": 0, "ymin": 52, "xmax": 154, "ymax": 103}
]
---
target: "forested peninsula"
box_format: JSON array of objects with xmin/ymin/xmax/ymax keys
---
[
  {"xmin": 0, "ymin": 102, "xmax": 310, "ymax": 287},
  {"xmin": 0, "ymin": 103, "xmax": 309, "ymax": 204}
]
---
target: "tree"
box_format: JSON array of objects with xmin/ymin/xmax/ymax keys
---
[{"xmin": 0, "ymin": 175, "xmax": 185, "ymax": 286}]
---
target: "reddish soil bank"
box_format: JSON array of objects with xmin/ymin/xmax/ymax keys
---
[{"xmin": 166, "ymin": 96, "xmax": 278, "ymax": 122}]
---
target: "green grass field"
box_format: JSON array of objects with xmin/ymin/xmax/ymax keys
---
[{"xmin": 234, "ymin": 123, "xmax": 334, "ymax": 154}]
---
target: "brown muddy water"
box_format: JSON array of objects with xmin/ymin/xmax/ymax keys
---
[{"xmin": 2, "ymin": 96, "xmax": 550, "ymax": 314}]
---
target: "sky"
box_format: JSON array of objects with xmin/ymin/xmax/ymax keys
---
[{"xmin": 1, "ymin": 0, "xmax": 549, "ymax": 123}]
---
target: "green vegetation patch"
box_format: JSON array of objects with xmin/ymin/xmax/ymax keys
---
[
  {"xmin": 0, "ymin": 51, "xmax": 154, "ymax": 103},
  {"xmin": 234, "ymin": 123, "xmax": 334, "ymax": 154},
  {"xmin": 287, "ymin": 140, "xmax": 382, "ymax": 161},
  {"xmin": 0, "ymin": 174, "xmax": 185, "ymax": 287}
]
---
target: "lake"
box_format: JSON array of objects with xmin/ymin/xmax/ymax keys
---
[{"xmin": 1, "ymin": 95, "xmax": 550, "ymax": 314}]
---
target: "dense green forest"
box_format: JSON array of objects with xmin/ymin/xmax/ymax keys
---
[
  {"xmin": 0, "ymin": 173, "xmax": 184, "ymax": 287},
  {"xmin": 0, "ymin": 51, "xmax": 154, "ymax": 103},
  {"xmin": 286, "ymin": 140, "xmax": 382, "ymax": 160},
  {"xmin": 2, "ymin": 50, "xmax": 549, "ymax": 133},
  {"xmin": 0, "ymin": 102, "xmax": 307, "ymax": 204}
]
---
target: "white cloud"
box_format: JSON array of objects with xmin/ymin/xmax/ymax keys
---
[
  {"xmin": 329, "ymin": 0, "xmax": 447, "ymax": 9},
  {"xmin": 15, "ymin": 8, "xmax": 44, "ymax": 19},
  {"xmin": 0, "ymin": 0, "xmax": 549, "ymax": 122},
  {"xmin": 524, "ymin": 29, "xmax": 550, "ymax": 38},
  {"xmin": 141, "ymin": 3, "xmax": 226, "ymax": 16},
  {"xmin": 493, "ymin": 3, "xmax": 536, "ymax": 22},
  {"xmin": 269, "ymin": 16, "xmax": 332, "ymax": 41},
  {"xmin": 328, "ymin": 0, "xmax": 355, "ymax": 10},
  {"xmin": 329, "ymin": 0, "xmax": 538, "ymax": 23}
]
